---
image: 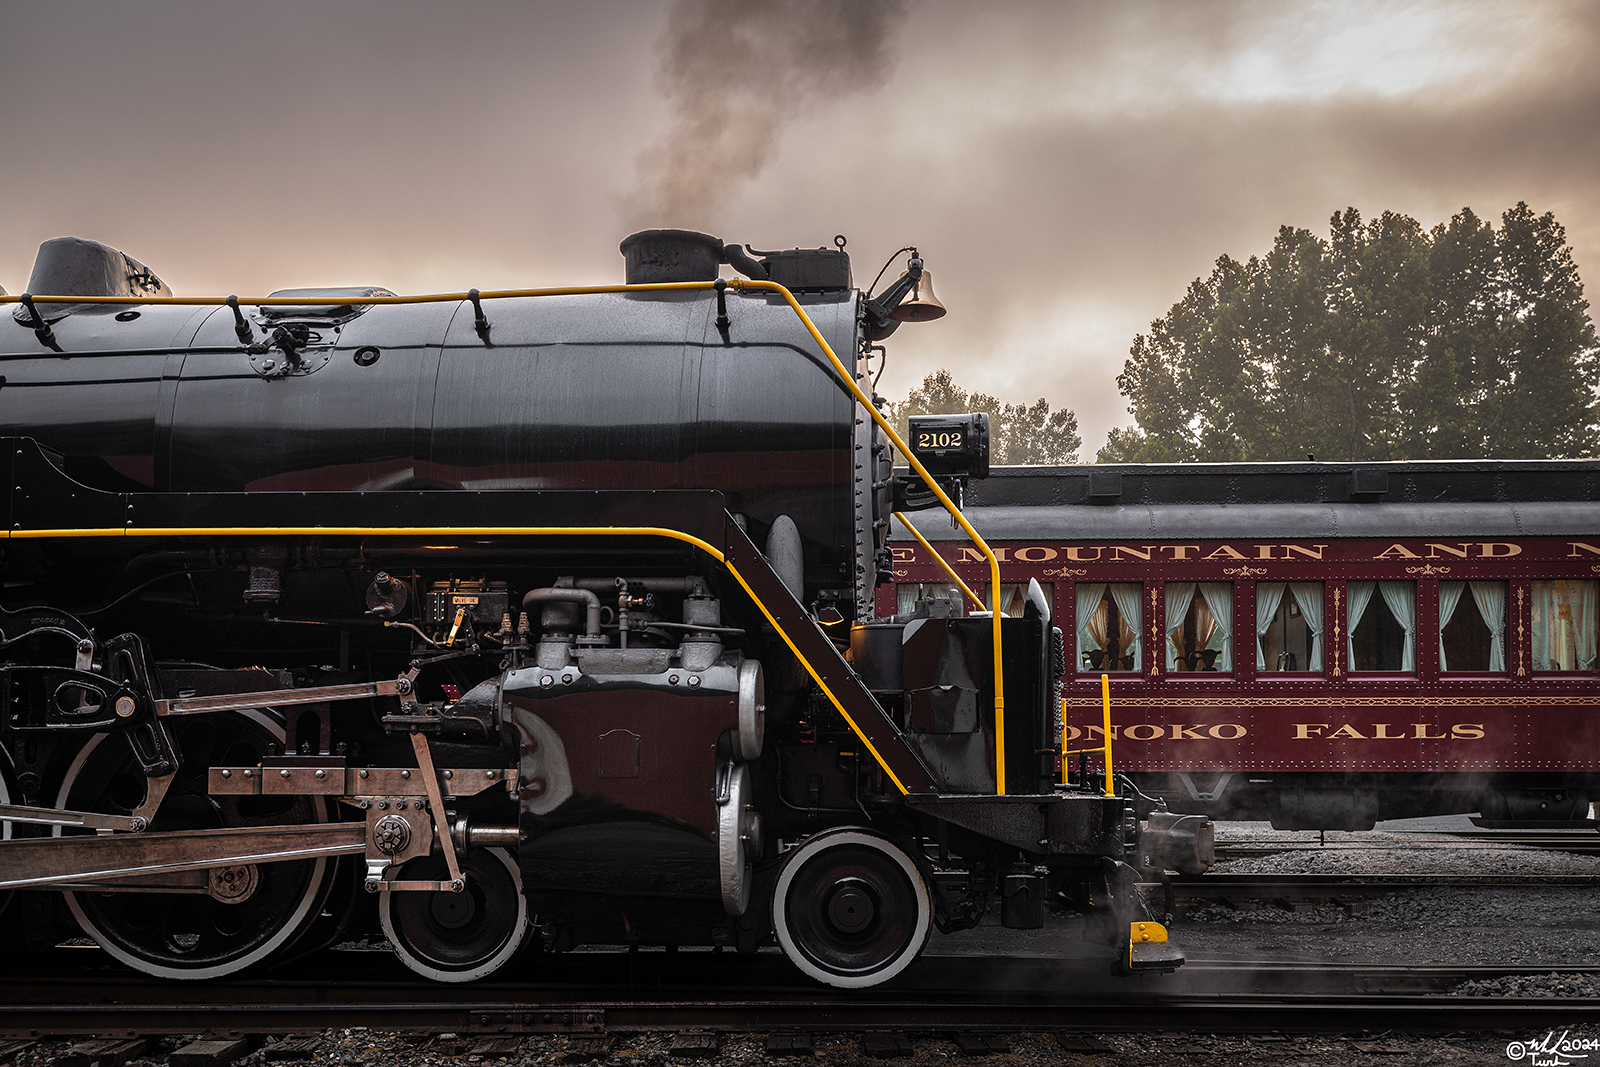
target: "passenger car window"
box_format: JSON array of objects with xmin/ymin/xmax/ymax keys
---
[
  {"xmin": 1440, "ymin": 581, "xmax": 1506, "ymax": 672},
  {"xmin": 895, "ymin": 582, "xmax": 968, "ymax": 616},
  {"xmin": 1349, "ymin": 581, "xmax": 1415, "ymax": 671},
  {"xmin": 986, "ymin": 582, "xmax": 1052, "ymax": 618},
  {"xmin": 1077, "ymin": 583, "xmax": 1141, "ymax": 672},
  {"xmin": 1532, "ymin": 580, "xmax": 1598, "ymax": 671},
  {"xmin": 1257, "ymin": 582, "xmax": 1323, "ymax": 671},
  {"xmin": 1165, "ymin": 582, "xmax": 1233, "ymax": 672}
]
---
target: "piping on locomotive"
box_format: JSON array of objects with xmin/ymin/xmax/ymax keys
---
[{"xmin": 0, "ymin": 233, "xmax": 1206, "ymax": 985}]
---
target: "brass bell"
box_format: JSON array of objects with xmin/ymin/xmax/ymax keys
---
[{"xmin": 889, "ymin": 268, "xmax": 947, "ymax": 322}]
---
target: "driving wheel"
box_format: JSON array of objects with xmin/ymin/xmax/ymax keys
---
[
  {"xmin": 772, "ymin": 828, "xmax": 932, "ymax": 988},
  {"xmin": 378, "ymin": 847, "xmax": 528, "ymax": 982},
  {"xmin": 57, "ymin": 711, "xmax": 336, "ymax": 980}
]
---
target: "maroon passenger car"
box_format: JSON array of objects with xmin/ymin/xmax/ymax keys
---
[{"xmin": 883, "ymin": 462, "xmax": 1600, "ymax": 829}]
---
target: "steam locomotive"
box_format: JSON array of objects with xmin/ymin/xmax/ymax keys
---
[{"xmin": 0, "ymin": 233, "xmax": 1203, "ymax": 986}]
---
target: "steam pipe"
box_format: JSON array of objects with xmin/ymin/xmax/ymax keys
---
[
  {"xmin": 572, "ymin": 576, "xmax": 709, "ymax": 596},
  {"xmin": 521, "ymin": 587, "xmax": 601, "ymax": 636},
  {"xmin": 723, "ymin": 244, "xmax": 768, "ymax": 280}
]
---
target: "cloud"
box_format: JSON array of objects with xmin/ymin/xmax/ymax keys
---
[
  {"xmin": 2, "ymin": 0, "xmax": 1595, "ymax": 456},
  {"xmin": 624, "ymin": 0, "xmax": 906, "ymax": 233}
]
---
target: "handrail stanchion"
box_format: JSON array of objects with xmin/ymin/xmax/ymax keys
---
[
  {"xmin": 1060, "ymin": 673, "xmax": 1117, "ymax": 798},
  {"xmin": 1101, "ymin": 673, "xmax": 1115, "ymax": 797}
]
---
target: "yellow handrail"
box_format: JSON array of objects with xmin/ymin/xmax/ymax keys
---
[
  {"xmin": 4, "ymin": 522, "xmax": 916, "ymax": 795},
  {"xmin": 1061, "ymin": 674, "xmax": 1116, "ymax": 797},
  {"xmin": 892, "ymin": 511, "xmax": 983, "ymax": 610},
  {"xmin": 1, "ymin": 275, "xmax": 1011, "ymax": 793}
]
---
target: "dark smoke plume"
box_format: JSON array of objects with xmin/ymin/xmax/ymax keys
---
[{"xmin": 627, "ymin": 0, "xmax": 906, "ymax": 231}]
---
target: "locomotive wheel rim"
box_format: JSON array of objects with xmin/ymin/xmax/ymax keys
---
[
  {"xmin": 378, "ymin": 846, "xmax": 528, "ymax": 983},
  {"xmin": 771, "ymin": 828, "xmax": 931, "ymax": 989},
  {"xmin": 717, "ymin": 762, "xmax": 752, "ymax": 916},
  {"xmin": 56, "ymin": 710, "xmax": 333, "ymax": 980},
  {"xmin": 737, "ymin": 659, "xmax": 765, "ymax": 761},
  {"xmin": 0, "ymin": 749, "xmax": 13, "ymax": 920},
  {"xmin": 0, "ymin": 747, "xmax": 12, "ymax": 842}
]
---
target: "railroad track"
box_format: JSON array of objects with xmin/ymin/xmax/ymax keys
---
[
  {"xmin": 3, "ymin": 954, "xmax": 1600, "ymax": 1038},
  {"xmin": 1214, "ymin": 829, "xmax": 1600, "ymax": 862},
  {"xmin": 1147, "ymin": 872, "xmax": 1600, "ymax": 904}
]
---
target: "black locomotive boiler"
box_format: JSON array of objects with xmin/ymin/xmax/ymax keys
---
[{"xmin": 0, "ymin": 232, "xmax": 1202, "ymax": 986}]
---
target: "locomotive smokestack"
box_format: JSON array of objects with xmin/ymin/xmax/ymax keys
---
[{"xmin": 619, "ymin": 229, "xmax": 725, "ymax": 284}]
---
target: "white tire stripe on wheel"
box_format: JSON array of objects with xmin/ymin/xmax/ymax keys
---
[{"xmin": 771, "ymin": 828, "xmax": 932, "ymax": 989}]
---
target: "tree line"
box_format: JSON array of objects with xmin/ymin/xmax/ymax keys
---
[
  {"xmin": 881, "ymin": 368, "xmax": 1082, "ymax": 466},
  {"xmin": 1100, "ymin": 202, "xmax": 1599, "ymax": 462},
  {"xmin": 878, "ymin": 202, "xmax": 1596, "ymax": 466}
]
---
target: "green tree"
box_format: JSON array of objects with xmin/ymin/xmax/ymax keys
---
[
  {"xmin": 885, "ymin": 369, "xmax": 1081, "ymax": 465},
  {"xmin": 1100, "ymin": 203, "xmax": 1599, "ymax": 462}
]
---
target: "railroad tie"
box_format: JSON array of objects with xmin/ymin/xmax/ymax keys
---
[
  {"xmin": 169, "ymin": 1038, "xmax": 251, "ymax": 1067},
  {"xmin": 53, "ymin": 1039, "xmax": 150, "ymax": 1067},
  {"xmin": 562, "ymin": 1035, "xmax": 614, "ymax": 1063},
  {"xmin": 262, "ymin": 1037, "xmax": 323, "ymax": 1062},
  {"xmin": 953, "ymin": 1032, "xmax": 1012, "ymax": 1055},
  {"xmin": 763, "ymin": 1032, "xmax": 814, "ymax": 1057},
  {"xmin": 669, "ymin": 1032, "xmax": 720, "ymax": 1059},
  {"xmin": 0, "ymin": 1041, "xmax": 38, "ymax": 1066},
  {"xmin": 860, "ymin": 1032, "xmax": 914, "ymax": 1059}
]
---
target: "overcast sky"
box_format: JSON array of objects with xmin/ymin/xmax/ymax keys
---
[{"xmin": 2, "ymin": 0, "xmax": 1596, "ymax": 457}]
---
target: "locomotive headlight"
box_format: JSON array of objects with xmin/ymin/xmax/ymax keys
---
[{"xmin": 908, "ymin": 413, "xmax": 990, "ymax": 479}]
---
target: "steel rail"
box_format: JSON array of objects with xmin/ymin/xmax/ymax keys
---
[
  {"xmin": 1151, "ymin": 872, "xmax": 1600, "ymax": 899},
  {"xmin": 3, "ymin": 961, "xmax": 1600, "ymax": 1037}
]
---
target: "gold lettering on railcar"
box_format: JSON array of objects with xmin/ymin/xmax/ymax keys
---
[
  {"xmin": 1063, "ymin": 723, "xmax": 1249, "ymax": 741},
  {"xmin": 1570, "ymin": 542, "xmax": 1600, "ymax": 558},
  {"xmin": 1292, "ymin": 722, "xmax": 1484, "ymax": 740},
  {"xmin": 893, "ymin": 540, "xmax": 1528, "ymax": 567}
]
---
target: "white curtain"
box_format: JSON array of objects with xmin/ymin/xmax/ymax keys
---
[
  {"xmin": 1543, "ymin": 581, "xmax": 1600, "ymax": 671},
  {"xmin": 1379, "ymin": 581, "xmax": 1416, "ymax": 671},
  {"xmin": 1532, "ymin": 581, "xmax": 1559, "ymax": 670},
  {"xmin": 1578, "ymin": 582, "xmax": 1599, "ymax": 670},
  {"xmin": 1347, "ymin": 581, "xmax": 1375, "ymax": 667},
  {"xmin": 1108, "ymin": 583, "xmax": 1143, "ymax": 671},
  {"xmin": 1165, "ymin": 583, "xmax": 1196, "ymax": 670},
  {"xmin": 1076, "ymin": 583, "xmax": 1107, "ymax": 652},
  {"xmin": 1469, "ymin": 581, "xmax": 1507, "ymax": 672},
  {"xmin": 1198, "ymin": 582, "xmax": 1233, "ymax": 671},
  {"xmin": 1289, "ymin": 582, "xmax": 1324, "ymax": 671},
  {"xmin": 1438, "ymin": 581, "xmax": 1466, "ymax": 671},
  {"xmin": 1256, "ymin": 582, "xmax": 1286, "ymax": 669}
]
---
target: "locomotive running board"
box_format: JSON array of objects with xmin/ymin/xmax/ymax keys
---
[{"xmin": 0, "ymin": 822, "xmax": 364, "ymax": 891}]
